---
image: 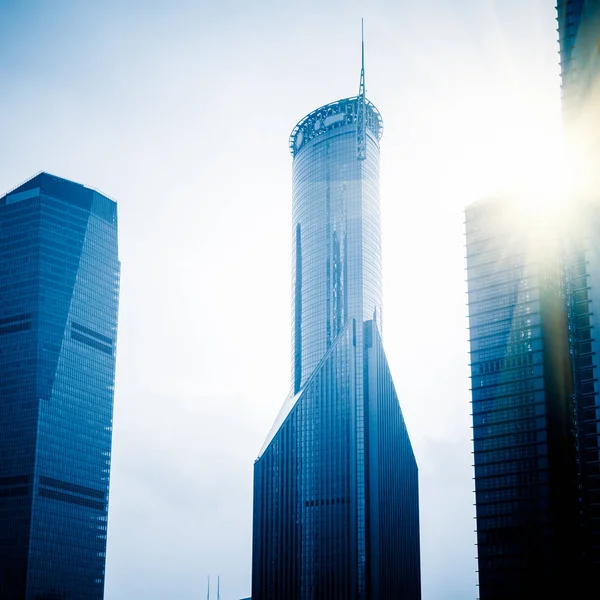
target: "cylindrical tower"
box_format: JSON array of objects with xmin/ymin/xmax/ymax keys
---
[
  {"xmin": 290, "ymin": 96, "xmax": 384, "ymax": 392},
  {"xmin": 254, "ymin": 68, "xmax": 422, "ymax": 600}
]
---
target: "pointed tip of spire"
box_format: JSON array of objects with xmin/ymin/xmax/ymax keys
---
[
  {"xmin": 358, "ymin": 19, "xmax": 366, "ymax": 98},
  {"xmin": 361, "ymin": 17, "xmax": 365, "ymax": 65}
]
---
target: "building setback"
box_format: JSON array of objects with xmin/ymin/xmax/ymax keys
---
[
  {"xmin": 0, "ymin": 173, "xmax": 120, "ymax": 600},
  {"xmin": 252, "ymin": 52, "xmax": 421, "ymax": 600}
]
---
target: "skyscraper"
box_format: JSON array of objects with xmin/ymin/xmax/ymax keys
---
[
  {"xmin": 466, "ymin": 5, "xmax": 600, "ymax": 595},
  {"xmin": 252, "ymin": 44, "xmax": 421, "ymax": 600},
  {"xmin": 466, "ymin": 199, "xmax": 580, "ymax": 598},
  {"xmin": 0, "ymin": 173, "xmax": 120, "ymax": 600}
]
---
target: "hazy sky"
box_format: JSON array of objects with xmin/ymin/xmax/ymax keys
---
[{"xmin": 0, "ymin": 1, "xmax": 563, "ymax": 598}]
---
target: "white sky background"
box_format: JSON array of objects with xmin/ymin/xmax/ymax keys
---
[{"xmin": 0, "ymin": 1, "xmax": 563, "ymax": 598}]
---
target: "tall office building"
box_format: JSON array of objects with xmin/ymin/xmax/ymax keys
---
[
  {"xmin": 558, "ymin": 0, "xmax": 600, "ymax": 584},
  {"xmin": 252, "ymin": 46, "xmax": 421, "ymax": 600},
  {"xmin": 0, "ymin": 173, "xmax": 120, "ymax": 600},
  {"xmin": 466, "ymin": 199, "xmax": 581, "ymax": 598},
  {"xmin": 465, "ymin": 5, "xmax": 600, "ymax": 597}
]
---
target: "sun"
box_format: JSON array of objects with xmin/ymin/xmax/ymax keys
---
[{"xmin": 457, "ymin": 83, "xmax": 578, "ymax": 236}]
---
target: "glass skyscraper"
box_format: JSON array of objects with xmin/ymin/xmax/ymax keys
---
[
  {"xmin": 559, "ymin": 0, "xmax": 600, "ymax": 585},
  {"xmin": 252, "ymin": 60, "xmax": 421, "ymax": 599},
  {"xmin": 466, "ymin": 200, "xmax": 600, "ymax": 598},
  {"xmin": 466, "ymin": 5, "xmax": 600, "ymax": 594},
  {"xmin": 466, "ymin": 200, "xmax": 581, "ymax": 598},
  {"xmin": 0, "ymin": 173, "xmax": 120, "ymax": 600}
]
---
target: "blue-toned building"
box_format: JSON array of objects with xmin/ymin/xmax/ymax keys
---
[
  {"xmin": 558, "ymin": 0, "xmax": 600, "ymax": 585},
  {"xmin": 466, "ymin": 199, "xmax": 581, "ymax": 598},
  {"xmin": 465, "ymin": 6, "xmax": 600, "ymax": 597},
  {"xmin": 0, "ymin": 173, "xmax": 120, "ymax": 600},
  {"xmin": 563, "ymin": 204, "xmax": 600, "ymax": 589},
  {"xmin": 252, "ymin": 57, "xmax": 421, "ymax": 600}
]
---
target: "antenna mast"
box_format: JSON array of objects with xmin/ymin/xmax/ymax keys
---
[
  {"xmin": 206, "ymin": 575, "xmax": 210, "ymax": 600},
  {"xmin": 217, "ymin": 575, "xmax": 221, "ymax": 600},
  {"xmin": 357, "ymin": 18, "xmax": 367, "ymax": 160}
]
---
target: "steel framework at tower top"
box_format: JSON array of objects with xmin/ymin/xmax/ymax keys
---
[{"xmin": 356, "ymin": 18, "xmax": 367, "ymax": 160}]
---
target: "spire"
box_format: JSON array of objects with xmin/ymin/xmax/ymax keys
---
[
  {"xmin": 360, "ymin": 18, "xmax": 365, "ymax": 92},
  {"xmin": 357, "ymin": 18, "xmax": 367, "ymax": 160}
]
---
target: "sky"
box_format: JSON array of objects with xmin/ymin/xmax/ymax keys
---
[{"xmin": 0, "ymin": 1, "xmax": 564, "ymax": 598}]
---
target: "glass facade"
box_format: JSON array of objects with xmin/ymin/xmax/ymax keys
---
[
  {"xmin": 254, "ymin": 321, "xmax": 355, "ymax": 599},
  {"xmin": 557, "ymin": 0, "xmax": 600, "ymax": 119},
  {"xmin": 557, "ymin": 0, "xmax": 600, "ymax": 196},
  {"xmin": 558, "ymin": 0, "xmax": 600, "ymax": 585},
  {"xmin": 564, "ymin": 204, "xmax": 600, "ymax": 587},
  {"xmin": 290, "ymin": 97, "xmax": 383, "ymax": 393},
  {"xmin": 465, "ymin": 199, "xmax": 600, "ymax": 597},
  {"xmin": 363, "ymin": 322, "xmax": 421, "ymax": 599},
  {"xmin": 252, "ymin": 96, "xmax": 421, "ymax": 600},
  {"xmin": 0, "ymin": 173, "xmax": 120, "ymax": 600}
]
